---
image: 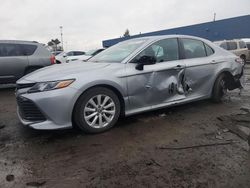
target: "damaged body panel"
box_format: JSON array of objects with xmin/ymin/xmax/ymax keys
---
[
  {"xmin": 16, "ymin": 35, "xmax": 244, "ymax": 131},
  {"xmin": 125, "ymin": 60, "xmax": 186, "ymax": 114}
]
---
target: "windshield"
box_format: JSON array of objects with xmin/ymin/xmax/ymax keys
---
[
  {"xmin": 89, "ymin": 39, "xmax": 147, "ymax": 63},
  {"xmin": 85, "ymin": 49, "xmax": 97, "ymax": 56}
]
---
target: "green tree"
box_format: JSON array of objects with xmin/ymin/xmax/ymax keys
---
[{"xmin": 123, "ymin": 29, "xmax": 130, "ymax": 37}]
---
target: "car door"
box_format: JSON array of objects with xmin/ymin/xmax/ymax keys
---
[
  {"xmin": 0, "ymin": 43, "xmax": 28, "ymax": 83},
  {"xmin": 180, "ymin": 38, "xmax": 217, "ymax": 98},
  {"xmin": 125, "ymin": 38, "xmax": 187, "ymax": 112}
]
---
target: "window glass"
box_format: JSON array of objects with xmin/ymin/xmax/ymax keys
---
[
  {"xmin": 66, "ymin": 51, "xmax": 74, "ymax": 56},
  {"xmin": 132, "ymin": 38, "xmax": 179, "ymax": 63},
  {"xmin": 182, "ymin": 39, "xmax": 206, "ymax": 59},
  {"xmin": 0, "ymin": 43, "xmax": 37, "ymax": 57},
  {"xmin": 220, "ymin": 42, "xmax": 228, "ymax": 50},
  {"xmin": 227, "ymin": 42, "xmax": 237, "ymax": 50},
  {"xmin": 204, "ymin": 44, "xmax": 214, "ymax": 56},
  {"xmin": 239, "ymin": 41, "xmax": 246, "ymax": 49},
  {"xmin": 18, "ymin": 44, "xmax": 37, "ymax": 55},
  {"xmin": 74, "ymin": 51, "xmax": 85, "ymax": 56},
  {"xmin": 0, "ymin": 43, "xmax": 18, "ymax": 57},
  {"xmin": 92, "ymin": 49, "xmax": 104, "ymax": 56},
  {"xmin": 90, "ymin": 39, "xmax": 147, "ymax": 63}
]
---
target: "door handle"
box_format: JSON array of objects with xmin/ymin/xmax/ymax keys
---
[
  {"xmin": 173, "ymin": 65, "xmax": 184, "ymax": 70},
  {"xmin": 210, "ymin": 60, "xmax": 217, "ymax": 64}
]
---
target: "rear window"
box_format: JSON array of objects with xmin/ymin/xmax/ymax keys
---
[
  {"xmin": 18, "ymin": 44, "xmax": 37, "ymax": 55},
  {"xmin": 0, "ymin": 43, "xmax": 37, "ymax": 57},
  {"xmin": 227, "ymin": 42, "xmax": 237, "ymax": 50},
  {"xmin": 239, "ymin": 41, "xmax": 246, "ymax": 49}
]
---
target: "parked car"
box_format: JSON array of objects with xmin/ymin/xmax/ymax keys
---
[
  {"xmin": 0, "ymin": 40, "xmax": 55, "ymax": 84},
  {"xmin": 16, "ymin": 35, "xmax": 244, "ymax": 133},
  {"xmin": 55, "ymin": 51, "xmax": 85, "ymax": 64},
  {"xmin": 66, "ymin": 48, "xmax": 105, "ymax": 63},
  {"xmin": 241, "ymin": 39, "xmax": 250, "ymax": 62},
  {"xmin": 246, "ymin": 42, "xmax": 250, "ymax": 62},
  {"xmin": 214, "ymin": 39, "xmax": 249, "ymax": 63}
]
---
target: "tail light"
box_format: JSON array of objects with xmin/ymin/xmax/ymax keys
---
[
  {"xmin": 235, "ymin": 58, "xmax": 243, "ymax": 64},
  {"xmin": 50, "ymin": 55, "xmax": 55, "ymax": 65}
]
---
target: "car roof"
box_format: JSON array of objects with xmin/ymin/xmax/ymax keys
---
[
  {"xmin": 0, "ymin": 40, "xmax": 40, "ymax": 45},
  {"xmin": 123, "ymin": 34, "xmax": 212, "ymax": 43}
]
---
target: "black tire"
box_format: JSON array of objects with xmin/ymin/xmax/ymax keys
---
[
  {"xmin": 73, "ymin": 87, "xmax": 120, "ymax": 133},
  {"xmin": 212, "ymin": 73, "xmax": 228, "ymax": 103}
]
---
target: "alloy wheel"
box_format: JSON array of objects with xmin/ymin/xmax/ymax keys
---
[{"xmin": 84, "ymin": 94, "xmax": 116, "ymax": 128}]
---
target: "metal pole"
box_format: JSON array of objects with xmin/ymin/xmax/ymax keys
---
[
  {"xmin": 60, "ymin": 26, "xmax": 64, "ymax": 51},
  {"xmin": 213, "ymin": 13, "xmax": 216, "ymax": 22}
]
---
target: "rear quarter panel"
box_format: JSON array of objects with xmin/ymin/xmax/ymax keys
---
[{"xmin": 28, "ymin": 45, "xmax": 52, "ymax": 67}]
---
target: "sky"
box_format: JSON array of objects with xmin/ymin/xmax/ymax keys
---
[{"xmin": 0, "ymin": 0, "xmax": 249, "ymax": 51}]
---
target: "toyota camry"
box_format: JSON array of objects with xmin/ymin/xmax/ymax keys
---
[{"xmin": 16, "ymin": 35, "xmax": 244, "ymax": 133}]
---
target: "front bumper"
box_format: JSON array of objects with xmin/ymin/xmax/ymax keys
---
[{"xmin": 16, "ymin": 86, "xmax": 81, "ymax": 130}]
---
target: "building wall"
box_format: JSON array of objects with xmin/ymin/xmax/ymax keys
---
[{"xmin": 102, "ymin": 15, "xmax": 250, "ymax": 47}]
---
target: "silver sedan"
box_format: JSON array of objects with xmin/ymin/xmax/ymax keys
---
[{"xmin": 16, "ymin": 35, "xmax": 244, "ymax": 133}]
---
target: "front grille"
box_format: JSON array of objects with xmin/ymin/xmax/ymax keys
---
[
  {"xmin": 16, "ymin": 83, "xmax": 36, "ymax": 89},
  {"xmin": 17, "ymin": 97, "xmax": 46, "ymax": 122}
]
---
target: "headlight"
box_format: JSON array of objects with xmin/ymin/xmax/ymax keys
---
[{"xmin": 28, "ymin": 79, "xmax": 75, "ymax": 93}]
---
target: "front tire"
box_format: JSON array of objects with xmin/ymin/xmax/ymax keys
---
[
  {"xmin": 73, "ymin": 87, "xmax": 120, "ymax": 133},
  {"xmin": 212, "ymin": 73, "xmax": 228, "ymax": 103}
]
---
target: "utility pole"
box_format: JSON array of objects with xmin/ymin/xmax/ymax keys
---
[
  {"xmin": 213, "ymin": 13, "xmax": 216, "ymax": 22},
  {"xmin": 59, "ymin": 26, "xmax": 64, "ymax": 51}
]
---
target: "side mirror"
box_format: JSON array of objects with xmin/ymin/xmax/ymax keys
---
[
  {"xmin": 63, "ymin": 55, "xmax": 67, "ymax": 58},
  {"xmin": 135, "ymin": 55, "xmax": 156, "ymax": 70}
]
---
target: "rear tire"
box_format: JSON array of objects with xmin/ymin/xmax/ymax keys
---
[
  {"xmin": 73, "ymin": 87, "xmax": 120, "ymax": 133},
  {"xmin": 212, "ymin": 73, "xmax": 228, "ymax": 103}
]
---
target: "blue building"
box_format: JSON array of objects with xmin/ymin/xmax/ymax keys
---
[{"xmin": 102, "ymin": 15, "xmax": 250, "ymax": 47}]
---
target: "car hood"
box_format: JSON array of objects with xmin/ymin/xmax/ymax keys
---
[{"xmin": 18, "ymin": 62, "xmax": 111, "ymax": 83}]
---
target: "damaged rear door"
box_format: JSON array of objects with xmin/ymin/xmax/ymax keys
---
[
  {"xmin": 179, "ymin": 38, "xmax": 217, "ymax": 98},
  {"xmin": 126, "ymin": 38, "xmax": 187, "ymax": 113}
]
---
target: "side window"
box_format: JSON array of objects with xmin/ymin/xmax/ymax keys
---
[
  {"xmin": 182, "ymin": 39, "xmax": 206, "ymax": 59},
  {"xmin": 74, "ymin": 51, "xmax": 85, "ymax": 56},
  {"xmin": 67, "ymin": 51, "xmax": 74, "ymax": 56},
  {"xmin": 220, "ymin": 42, "xmax": 228, "ymax": 50},
  {"xmin": 204, "ymin": 44, "xmax": 214, "ymax": 56},
  {"xmin": 18, "ymin": 44, "xmax": 37, "ymax": 56},
  {"xmin": 239, "ymin": 41, "xmax": 246, "ymax": 49},
  {"xmin": 227, "ymin": 42, "xmax": 237, "ymax": 50},
  {"xmin": 0, "ymin": 43, "xmax": 19, "ymax": 57},
  {"xmin": 132, "ymin": 38, "xmax": 179, "ymax": 63}
]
